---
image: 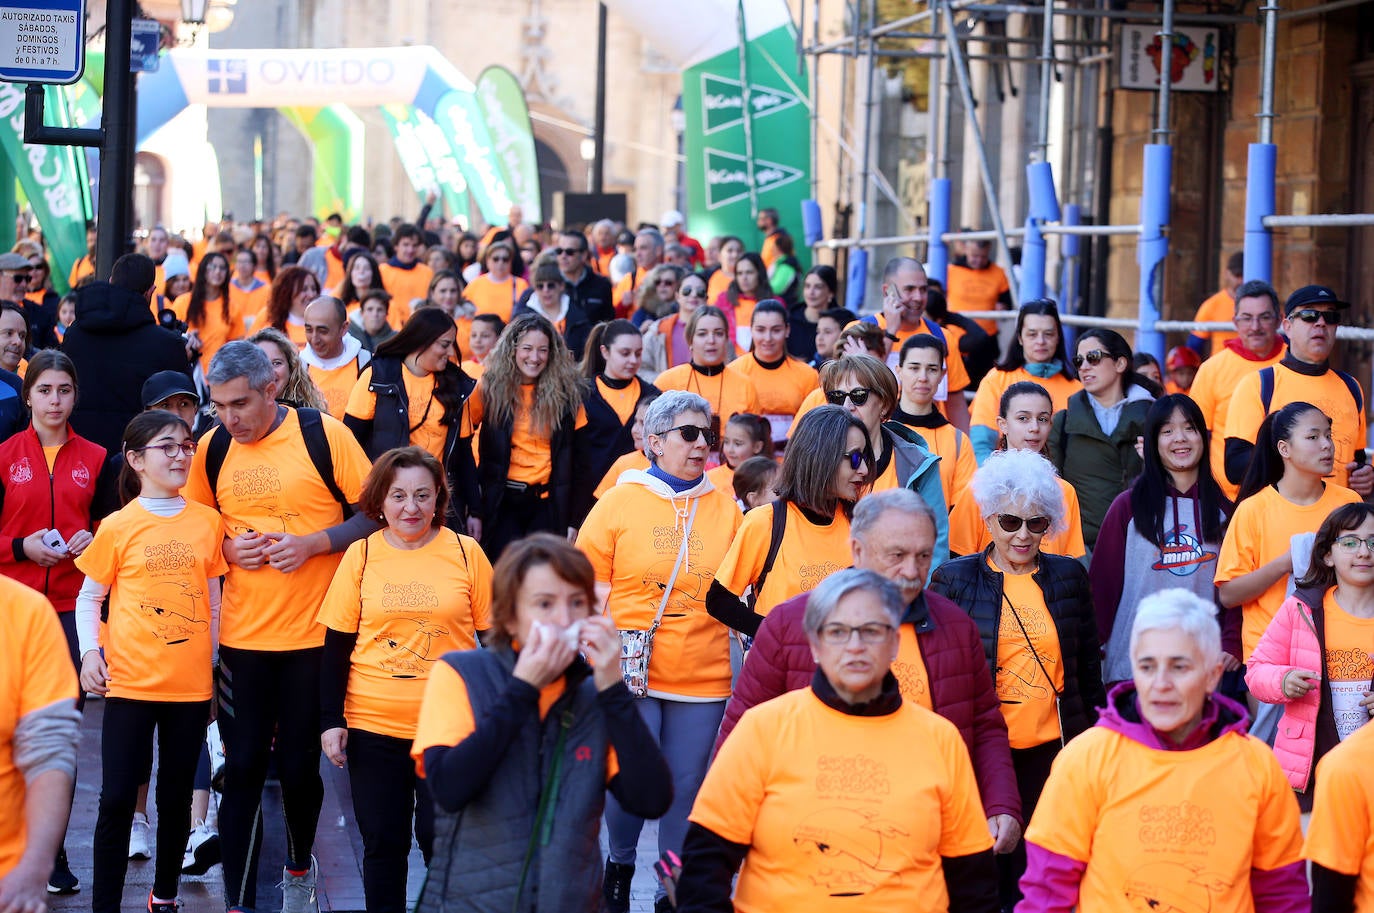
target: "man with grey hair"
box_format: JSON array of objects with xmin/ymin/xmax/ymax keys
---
[
  {"xmin": 300, "ymin": 295, "xmax": 370, "ymax": 419},
  {"xmin": 614, "ymin": 228, "xmax": 665, "ymax": 316},
  {"xmin": 183, "ymin": 340, "xmax": 375, "ymax": 913},
  {"xmin": 590, "ymin": 219, "xmax": 618, "ymax": 276},
  {"xmin": 716, "ymin": 487, "xmax": 1022, "ymax": 852}
]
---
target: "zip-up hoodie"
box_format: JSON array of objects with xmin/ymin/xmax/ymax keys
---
[{"xmin": 298, "ymin": 332, "xmax": 370, "ymax": 373}]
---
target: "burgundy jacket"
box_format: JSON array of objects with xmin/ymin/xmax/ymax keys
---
[{"xmin": 716, "ymin": 588, "xmax": 1021, "ymax": 823}]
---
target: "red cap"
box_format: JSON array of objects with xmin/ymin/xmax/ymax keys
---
[{"xmin": 1166, "ymin": 346, "xmax": 1201, "ymax": 370}]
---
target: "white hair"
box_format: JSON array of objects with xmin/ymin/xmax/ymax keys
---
[
  {"xmin": 642, "ymin": 390, "xmax": 711, "ymax": 460},
  {"xmin": 1130, "ymin": 589, "xmax": 1221, "ymax": 665},
  {"xmin": 970, "ymin": 448, "xmax": 1067, "ymax": 535}
]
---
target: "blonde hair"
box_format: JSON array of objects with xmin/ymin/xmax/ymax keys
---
[{"xmin": 248, "ymin": 327, "xmax": 328, "ymax": 411}]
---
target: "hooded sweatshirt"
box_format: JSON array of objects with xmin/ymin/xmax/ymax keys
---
[
  {"xmin": 1017, "ymin": 682, "xmax": 1308, "ymax": 913},
  {"xmin": 301, "ymin": 334, "xmax": 371, "ymax": 419},
  {"xmin": 576, "ymin": 468, "xmax": 743, "ymax": 699}
]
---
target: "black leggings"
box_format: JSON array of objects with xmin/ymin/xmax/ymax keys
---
[
  {"xmin": 485, "ymin": 487, "xmax": 556, "ymax": 560},
  {"xmin": 998, "ymin": 739, "xmax": 1060, "ymax": 910},
  {"xmin": 217, "ymin": 646, "xmax": 324, "ymax": 910},
  {"xmin": 92, "ymin": 698, "xmax": 209, "ymax": 913},
  {"xmin": 347, "ymin": 729, "xmax": 435, "ymax": 913}
]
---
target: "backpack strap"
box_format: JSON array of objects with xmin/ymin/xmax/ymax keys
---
[
  {"xmin": 1259, "ymin": 366, "xmax": 1275, "ymax": 414},
  {"xmin": 204, "ymin": 424, "xmax": 232, "ymax": 508},
  {"xmin": 297, "ymin": 408, "xmax": 354, "ymax": 520},
  {"xmin": 749, "ymin": 499, "xmax": 789, "ymax": 611},
  {"xmin": 1337, "ymin": 369, "xmax": 1365, "ymax": 414}
]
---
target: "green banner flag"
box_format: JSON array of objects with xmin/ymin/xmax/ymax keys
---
[
  {"xmin": 474, "ymin": 66, "xmax": 541, "ymax": 222},
  {"xmin": 381, "ymin": 103, "xmax": 470, "ymax": 225},
  {"xmin": 0, "ymin": 81, "xmax": 91, "ymax": 293},
  {"xmin": 431, "ymin": 89, "xmax": 513, "ymax": 227},
  {"xmin": 281, "ymin": 104, "xmax": 365, "ymax": 222}
]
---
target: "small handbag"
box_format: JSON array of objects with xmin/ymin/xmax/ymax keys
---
[{"xmin": 618, "ymin": 499, "xmax": 698, "ymax": 698}]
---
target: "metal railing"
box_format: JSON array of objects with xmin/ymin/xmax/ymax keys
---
[
  {"xmin": 955, "ymin": 308, "xmax": 1374, "ymax": 342},
  {"xmin": 813, "ymin": 222, "xmax": 1141, "ymax": 251}
]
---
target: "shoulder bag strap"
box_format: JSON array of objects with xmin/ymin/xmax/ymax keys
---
[{"xmin": 647, "ymin": 499, "xmax": 699, "ymax": 634}]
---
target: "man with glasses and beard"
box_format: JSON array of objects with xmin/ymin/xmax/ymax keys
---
[
  {"xmin": 1224, "ymin": 284, "xmax": 1372, "ymax": 495},
  {"xmin": 554, "ymin": 230, "xmax": 614, "ymax": 325}
]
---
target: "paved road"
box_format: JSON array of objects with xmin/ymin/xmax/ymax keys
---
[{"xmin": 52, "ymin": 698, "xmax": 664, "ymax": 913}]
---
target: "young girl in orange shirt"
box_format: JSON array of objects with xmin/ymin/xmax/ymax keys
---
[
  {"xmin": 75, "ymin": 412, "xmax": 228, "ymax": 913},
  {"xmin": 706, "ymin": 413, "xmax": 772, "ymax": 495}
]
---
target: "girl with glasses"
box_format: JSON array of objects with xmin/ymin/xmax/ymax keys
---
[
  {"xmin": 949, "ymin": 381, "xmax": 1085, "ymax": 559},
  {"xmin": 74, "ymin": 411, "xmax": 227, "ymax": 913},
  {"xmin": 1247, "ymin": 502, "xmax": 1374, "ymax": 811},
  {"xmin": 464, "ymin": 241, "xmax": 529, "ymax": 323},
  {"xmin": 653, "ymin": 307, "xmax": 761, "ymax": 446},
  {"xmin": 641, "ymin": 274, "xmax": 712, "ymax": 381},
  {"xmin": 1048, "ymin": 328, "xmax": 1161, "ymax": 552},
  {"xmin": 513, "ymin": 259, "xmax": 598, "ymax": 359},
  {"xmin": 708, "ymin": 405, "xmax": 873, "ymax": 634},
  {"xmin": 930, "ymin": 447, "xmax": 1105, "ymax": 911}
]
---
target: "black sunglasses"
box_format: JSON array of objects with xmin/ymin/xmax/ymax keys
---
[
  {"xmin": 1290, "ymin": 308, "xmax": 1341, "ymax": 325},
  {"xmin": 552, "ymin": 247, "xmax": 584, "ymax": 256},
  {"xmin": 996, "ymin": 514, "xmax": 1051, "ymax": 534},
  {"xmin": 826, "ymin": 387, "xmax": 872, "ymax": 407},
  {"xmin": 842, "ymin": 448, "xmax": 869, "ymax": 471},
  {"xmin": 535, "ymin": 281, "xmax": 563, "ymax": 290},
  {"xmin": 666, "ymin": 424, "xmax": 718, "ymax": 446},
  {"xmin": 1071, "ymin": 349, "xmax": 1112, "ymax": 369}
]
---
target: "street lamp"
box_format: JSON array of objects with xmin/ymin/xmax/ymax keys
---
[
  {"xmin": 180, "ymin": 0, "xmax": 209, "ymax": 24},
  {"xmin": 580, "ymin": 137, "xmax": 596, "ymax": 193},
  {"xmin": 670, "ymin": 97, "xmax": 685, "ymax": 215}
]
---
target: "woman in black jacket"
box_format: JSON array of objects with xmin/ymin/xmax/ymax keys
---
[
  {"xmin": 929, "ymin": 447, "xmax": 1104, "ymax": 912},
  {"xmin": 342, "ymin": 308, "xmax": 481, "ymax": 535}
]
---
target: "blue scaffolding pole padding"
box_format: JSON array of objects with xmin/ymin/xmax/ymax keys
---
[
  {"xmin": 1021, "ymin": 219, "xmax": 1047, "ymax": 301},
  {"xmin": 1136, "ymin": 143, "xmax": 1171, "ymax": 361},
  {"xmin": 927, "ymin": 177, "xmax": 951, "ymax": 284},
  {"xmin": 847, "ymin": 247, "xmax": 869, "ymax": 312},
  {"xmin": 1243, "ymin": 143, "xmax": 1276, "ymax": 283},
  {"xmin": 1060, "ymin": 203, "xmax": 1081, "ymax": 353},
  {"xmin": 1019, "ymin": 160, "xmax": 1060, "ymax": 302},
  {"xmin": 801, "ymin": 198, "xmax": 823, "ymax": 247}
]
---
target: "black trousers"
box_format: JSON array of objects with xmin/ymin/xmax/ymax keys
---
[
  {"xmin": 217, "ymin": 646, "xmax": 324, "ymax": 910},
  {"xmin": 347, "ymin": 729, "xmax": 435, "ymax": 913},
  {"xmin": 485, "ymin": 486, "xmax": 556, "ymax": 560},
  {"xmin": 998, "ymin": 739, "xmax": 1060, "ymax": 911},
  {"xmin": 92, "ymin": 697, "xmax": 209, "ymax": 913}
]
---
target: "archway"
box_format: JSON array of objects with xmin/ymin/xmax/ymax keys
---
[{"xmin": 535, "ymin": 139, "xmax": 570, "ymax": 225}]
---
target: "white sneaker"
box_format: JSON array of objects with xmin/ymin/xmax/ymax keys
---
[
  {"xmin": 128, "ymin": 812, "xmax": 152, "ymax": 860},
  {"xmin": 278, "ymin": 856, "xmax": 318, "ymax": 913},
  {"xmin": 181, "ymin": 821, "xmax": 221, "ymax": 876}
]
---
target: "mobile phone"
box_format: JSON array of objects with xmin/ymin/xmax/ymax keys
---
[
  {"xmin": 1355, "ymin": 449, "xmax": 1370, "ymax": 468},
  {"xmin": 42, "ymin": 529, "xmax": 67, "ymax": 552}
]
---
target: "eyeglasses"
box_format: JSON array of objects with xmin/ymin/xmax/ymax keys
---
[
  {"xmin": 826, "ymin": 387, "xmax": 873, "ymax": 407},
  {"xmin": 817, "ymin": 622, "xmax": 895, "ymax": 646},
  {"xmin": 1234, "ymin": 312, "xmax": 1277, "ymax": 326},
  {"xmin": 1291, "ymin": 308, "xmax": 1341, "ymax": 325},
  {"xmin": 1333, "ymin": 535, "xmax": 1374, "ymax": 553},
  {"xmin": 135, "ymin": 441, "xmax": 197, "ymax": 459},
  {"xmin": 665, "ymin": 424, "xmax": 718, "ymax": 446},
  {"xmin": 1071, "ymin": 349, "xmax": 1111, "ymax": 369},
  {"xmin": 996, "ymin": 514, "xmax": 1051, "ymax": 534},
  {"xmin": 488, "ymin": 255, "xmax": 511, "ymax": 263},
  {"xmin": 552, "ymin": 247, "xmax": 584, "ymax": 257},
  {"xmin": 680, "ymin": 287, "xmax": 708, "ymax": 298},
  {"xmin": 535, "ymin": 281, "xmax": 563, "ymax": 290},
  {"xmin": 842, "ymin": 448, "xmax": 869, "ymax": 471},
  {"xmin": 656, "ymin": 278, "xmax": 678, "ymax": 286}
]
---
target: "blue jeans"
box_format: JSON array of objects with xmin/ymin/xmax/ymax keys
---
[{"xmin": 605, "ymin": 697, "xmax": 726, "ymax": 878}]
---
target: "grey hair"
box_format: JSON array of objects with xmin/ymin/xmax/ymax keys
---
[
  {"xmin": 636, "ymin": 228, "xmax": 665, "ymax": 252},
  {"xmin": 971, "ymin": 448, "xmax": 1067, "ymax": 535},
  {"xmin": 1130, "ymin": 589, "xmax": 1221, "ymax": 666},
  {"xmin": 803, "ymin": 568, "xmax": 905, "ymax": 634},
  {"xmin": 851, "ymin": 488, "xmax": 937, "ymax": 540},
  {"xmin": 593, "ymin": 219, "xmax": 616, "ymax": 233},
  {"xmin": 642, "ymin": 390, "xmax": 711, "ymax": 460},
  {"xmin": 206, "ymin": 339, "xmax": 274, "ymax": 392}
]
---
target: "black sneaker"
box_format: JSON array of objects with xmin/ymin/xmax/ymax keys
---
[
  {"xmin": 654, "ymin": 897, "xmax": 674, "ymax": 913},
  {"xmin": 47, "ymin": 848, "xmax": 79, "ymax": 895},
  {"xmin": 602, "ymin": 859, "xmax": 635, "ymax": 913},
  {"xmin": 148, "ymin": 891, "xmax": 180, "ymax": 913}
]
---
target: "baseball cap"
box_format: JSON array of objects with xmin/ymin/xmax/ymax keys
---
[
  {"xmin": 0, "ymin": 252, "xmax": 30, "ymax": 271},
  {"xmin": 141, "ymin": 371, "xmax": 199, "ymax": 409},
  {"xmin": 1165, "ymin": 346, "xmax": 1200, "ymax": 371},
  {"xmin": 1284, "ymin": 284, "xmax": 1351, "ymax": 315},
  {"xmin": 661, "ymin": 210, "xmax": 685, "ymax": 229}
]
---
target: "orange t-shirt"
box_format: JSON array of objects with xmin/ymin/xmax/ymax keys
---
[
  {"xmin": 1191, "ymin": 288, "xmax": 1239, "ymax": 352},
  {"xmin": 74, "ymin": 501, "xmax": 228, "ymax": 702},
  {"xmin": 893, "ymin": 419, "xmax": 976, "ymax": 510},
  {"xmin": 946, "ymin": 262, "xmax": 1010, "ymax": 334},
  {"xmin": 706, "ymin": 269, "xmax": 733, "ymax": 303},
  {"xmin": 183, "ymin": 409, "xmax": 371, "ymax": 651},
  {"xmin": 1321, "ymin": 591, "xmax": 1374, "ymax": 741},
  {"xmin": 654, "ymin": 363, "xmax": 762, "ymax": 429},
  {"xmin": 578, "ymin": 482, "xmax": 742, "ymax": 698},
  {"xmin": 308, "ymin": 360, "xmax": 366, "ymax": 420},
  {"xmin": 1189, "ymin": 345, "xmax": 1284, "ymax": 501},
  {"xmin": 594, "ymin": 451, "xmax": 650, "ymax": 499},
  {"xmin": 1026, "ymin": 724, "xmax": 1303, "ymax": 913},
  {"xmin": 1305, "ymin": 719, "xmax": 1374, "ymax": 910},
  {"xmin": 1215, "ymin": 482, "xmax": 1363, "ymax": 661},
  {"xmin": 229, "ymin": 278, "xmax": 270, "ymax": 334},
  {"xmin": 731, "ymin": 354, "xmax": 819, "ymax": 441},
  {"xmin": 594, "ymin": 376, "xmax": 640, "ymax": 426},
  {"xmin": 68, "ymin": 254, "xmax": 95, "ymax": 288},
  {"xmin": 410, "ymin": 658, "xmax": 619, "ymax": 781},
  {"xmin": 714, "ymin": 501, "xmax": 851, "ymax": 615},
  {"xmin": 689, "ymin": 687, "xmax": 992, "ymax": 912},
  {"xmin": 893, "ymin": 625, "xmax": 934, "ymax": 711},
  {"xmin": 968, "ymin": 367, "xmax": 1081, "ymax": 438},
  {"xmin": 464, "ymin": 274, "xmax": 528, "ymax": 323},
  {"xmin": 468, "ymin": 383, "xmax": 587, "ymax": 486},
  {"xmin": 345, "ymin": 365, "xmax": 465, "ymax": 461},
  {"xmin": 949, "ymin": 475, "xmax": 1086, "ymax": 560},
  {"xmin": 0, "ymin": 577, "xmax": 77, "ymax": 877},
  {"xmin": 994, "ymin": 561, "xmax": 1065, "ymax": 748},
  {"xmin": 614, "ymin": 267, "xmax": 649, "ymax": 316},
  {"xmin": 705, "ymin": 463, "xmax": 735, "ymax": 497},
  {"xmin": 378, "ymin": 261, "xmax": 435, "ymax": 328},
  {"xmin": 174, "ymin": 292, "xmax": 245, "ymax": 367},
  {"xmin": 786, "ymin": 387, "xmax": 828, "ymax": 439},
  {"xmin": 316, "ymin": 529, "xmax": 492, "ymax": 740},
  {"xmin": 759, "ymin": 232, "xmax": 781, "ymax": 268},
  {"xmin": 1225, "ymin": 362, "xmax": 1368, "ymax": 489}
]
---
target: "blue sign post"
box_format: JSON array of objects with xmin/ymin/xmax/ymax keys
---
[{"xmin": 0, "ymin": 0, "xmax": 86, "ymax": 85}]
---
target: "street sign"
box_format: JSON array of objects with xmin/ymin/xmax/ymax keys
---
[
  {"xmin": 0, "ymin": 0, "xmax": 86, "ymax": 85},
  {"xmin": 130, "ymin": 17, "xmax": 158, "ymax": 73}
]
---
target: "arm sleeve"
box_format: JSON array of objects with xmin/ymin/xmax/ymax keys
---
[
  {"xmin": 673, "ymin": 822, "xmax": 750, "ymax": 913},
  {"xmin": 422, "ymin": 676, "xmax": 542, "ymax": 812},
  {"xmin": 1249, "ymin": 744, "xmax": 1307, "ymax": 913},
  {"xmin": 323, "ymin": 511, "xmax": 383, "ymax": 554},
  {"xmin": 341, "ymin": 413, "xmax": 373, "ymax": 454},
  {"xmin": 1243, "ymin": 601, "xmax": 1301, "ymax": 704},
  {"xmin": 969, "ymin": 424, "xmax": 999, "ymax": 466},
  {"xmin": 1224, "ymin": 437, "xmax": 1256, "ymax": 486},
  {"xmin": 208, "ymin": 576, "xmax": 221, "ymax": 659},
  {"xmin": 13, "ymin": 700, "xmax": 81, "ymax": 783},
  {"xmin": 319, "ymin": 627, "xmax": 358, "ymax": 733},
  {"xmin": 1310, "ymin": 864, "xmax": 1358, "ymax": 913},
  {"xmin": 1250, "ymin": 861, "xmax": 1309, "ymax": 913},
  {"xmin": 942, "ymin": 849, "xmax": 1000, "ymax": 913},
  {"xmin": 1088, "ymin": 493, "xmax": 1131, "ymax": 647},
  {"xmin": 74, "ymin": 576, "xmax": 109, "ymax": 657},
  {"xmin": 1016, "ymin": 842, "xmax": 1086, "ymax": 913},
  {"xmin": 705, "ymin": 579, "xmax": 764, "ymax": 637},
  {"xmin": 601, "ymin": 682, "xmax": 673, "ymax": 819}
]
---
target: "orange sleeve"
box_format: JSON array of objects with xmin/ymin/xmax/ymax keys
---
[
  {"xmin": 1060, "ymin": 482, "xmax": 1087, "ymax": 558},
  {"xmin": 712, "ymin": 505, "xmax": 771, "ymax": 597},
  {"xmin": 687, "ymin": 703, "xmax": 769, "ymax": 844},
  {"xmin": 467, "ymin": 380, "xmax": 486, "ymax": 428},
  {"xmin": 943, "ymin": 325, "xmax": 970, "ymax": 392},
  {"xmin": 952, "ymin": 433, "xmax": 977, "ymax": 505},
  {"xmin": 970, "ymin": 370, "xmax": 1007, "ymax": 432},
  {"xmin": 575, "ymin": 495, "xmax": 618, "ymax": 582},
  {"xmin": 17, "ymin": 588, "xmax": 78, "ymax": 716},
  {"xmin": 323, "ymin": 414, "xmax": 372, "ymax": 502},
  {"xmin": 936, "ymin": 722, "xmax": 998, "ymax": 857},
  {"xmin": 463, "ymin": 537, "xmax": 494, "ymax": 632},
  {"xmin": 1022, "ymin": 731, "xmax": 1105, "ymax": 862},
  {"xmin": 1214, "ymin": 499, "xmax": 1259, "ymax": 586},
  {"xmin": 948, "ymin": 492, "xmax": 984, "ymax": 557},
  {"xmin": 787, "ymin": 388, "xmax": 826, "ymax": 439},
  {"xmin": 182, "ymin": 426, "xmax": 218, "ymax": 509},
  {"xmin": 410, "ymin": 660, "xmax": 476, "ymax": 777},
  {"xmin": 1222, "ymin": 370, "xmax": 1264, "ymax": 443},
  {"xmin": 1304, "ymin": 730, "xmax": 1374, "ymax": 874},
  {"xmin": 1189, "ymin": 361, "xmax": 1221, "ymax": 432},
  {"xmin": 344, "ymin": 365, "xmax": 377, "ymax": 421},
  {"xmin": 316, "ymin": 540, "xmax": 365, "ymax": 633},
  {"xmin": 72, "ymin": 517, "xmax": 121, "ymax": 586},
  {"xmin": 1248, "ymin": 739, "xmax": 1305, "ymax": 870}
]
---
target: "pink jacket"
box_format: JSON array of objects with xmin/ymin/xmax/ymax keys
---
[{"xmin": 1245, "ymin": 590, "xmax": 1326, "ymax": 791}]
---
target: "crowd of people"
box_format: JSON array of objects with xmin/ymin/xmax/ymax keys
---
[{"xmin": 0, "ymin": 207, "xmax": 1371, "ymax": 913}]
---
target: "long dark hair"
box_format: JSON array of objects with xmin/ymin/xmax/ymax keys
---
[
  {"xmin": 776, "ymin": 405, "xmax": 872, "ymax": 518},
  {"xmin": 187, "ymin": 252, "xmax": 230, "ymax": 327},
  {"xmin": 1295, "ymin": 503, "xmax": 1374, "ymax": 591},
  {"xmin": 1075, "ymin": 327, "xmax": 1161, "ymax": 398},
  {"xmin": 375, "ymin": 308, "xmax": 466, "ymax": 427},
  {"xmin": 580, "ymin": 319, "xmax": 640, "ymax": 379},
  {"xmin": 1129, "ymin": 394, "xmax": 1230, "ymax": 547},
  {"xmin": 119, "ymin": 410, "xmax": 192, "ymax": 505},
  {"xmin": 727, "ymin": 252, "xmax": 767, "ymax": 307},
  {"xmin": 997, "ymin": 299, "xmax": 1070, "ymax": 374},
  {"xmin": 1236, "ymin": 401, "xmax": 1327, "ymax": 504},
  {"xmin": 338, "ymin": 251, "xmax": 383, "ymax": 307},
  {"xmin": 266, "ymin": 266, "xmax": 317, "ymax": 330}
]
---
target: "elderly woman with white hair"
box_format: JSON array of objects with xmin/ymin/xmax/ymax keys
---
[
  {"xmin": 576, "ymin": 389, "xmax": 743, "ymax": 913},
  {"xmin": 675, "ymin": 568, "xmax": 999, "ymax": 913},
  {"xmin": 929, "ymin": 447, "xmax": 1105, "ymax": 910},
  {"xmin": 1016, "ymin": 589, "xmax": 1307, "ymax": 913}
]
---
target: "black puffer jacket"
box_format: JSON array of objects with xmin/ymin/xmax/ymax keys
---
[{"xmin": 929, "ymin": 547, "xmax": 1106, "ymax": 742}]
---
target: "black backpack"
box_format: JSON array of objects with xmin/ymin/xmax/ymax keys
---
[{"xmin": 203, "ymin": 407, "xmax": 354, "ymax": 519}]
